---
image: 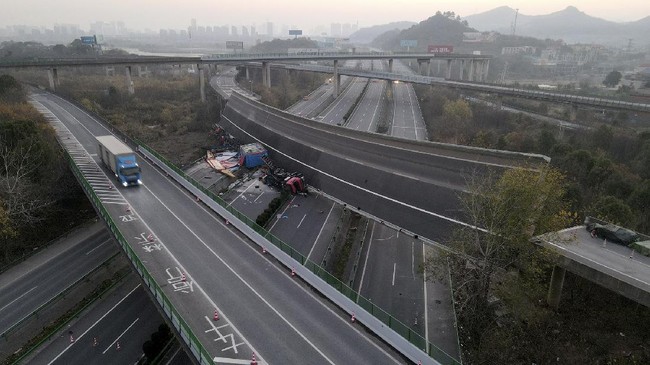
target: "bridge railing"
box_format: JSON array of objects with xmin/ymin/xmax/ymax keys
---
[
  {"xmin": 136, "ymin": 141, "xmax": 461, "ymax": 365},
  {"xmin": 63, "ymin": 152, "xmax": 213, "ymax": 365}
]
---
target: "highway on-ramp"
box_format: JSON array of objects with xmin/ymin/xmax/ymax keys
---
[{"xmin": 30, "ymin": 91, "xmax": 407, "ymax": 365}]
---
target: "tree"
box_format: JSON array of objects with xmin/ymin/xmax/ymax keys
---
[
  {"xmin": 441, "ymin": 99, "xmax": 473, "ymax": 142},
  {"xmin": 423, "ymin": 167, "xmax": 572, "ymax": 362},
  {"xmin": 603, "ymin": 70, "xmax": 622, "ymax": 88}
]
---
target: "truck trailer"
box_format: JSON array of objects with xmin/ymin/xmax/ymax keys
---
[{"xmin": 96, "ymin": 135, "xmax": 142, "ymax": 187}]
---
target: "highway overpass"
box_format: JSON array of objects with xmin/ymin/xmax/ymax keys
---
[{"xmin": 30, "ymin": 91, "xmax": 457, "ymax": 365}]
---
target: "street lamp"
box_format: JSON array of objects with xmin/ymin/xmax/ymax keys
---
[{"xmin": 249, "ymin": 80, "xmax": 253, "ymax": 94}]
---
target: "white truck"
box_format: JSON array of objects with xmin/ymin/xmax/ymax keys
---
[{"xmin": 96, "ymin": 135, "xmax": 142, "ymax": 187}]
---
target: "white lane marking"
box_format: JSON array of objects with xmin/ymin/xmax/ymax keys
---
[
  {"xmin": 40, "ymin": 93, "xmax": 262, "ymax": 362},
  {"xmin": 357, "ymin": 221, "xmax": 375, "ymax": 296},
  {"xmin": 253, "ymin": 191, "xmax": 264, "ymax": 203},
  {"xmin": 423, "ymin": 244, "xmax": 429, "ymax": 343},
  {"xmin": 213, "ymin": 357, "xmax": 260, "ymax": 364},
  {"xmin": 268, "ymin": 196, "xmax": 295, "ymax": 231},
  {"xmin": 306, "ymin": 203, "xmax": 335, "ymax": 261},
  {"xmin": 163, "ymin": 346, "xmax": 181, "ymax": 365},
  {"xmin": 411, "ymin": 241, "xmax": 415, "ymax": 278},
  {"xmin": 297, "ymin": 214, "xmax": 307, "ymax": 229},
  {"xmin": 46, "ymin": 284, "xmax": 141, "ymax": 365},
  {"xmin": 102, "ymin": 317, "xmax": 139, "ymax": 354},
  {"xmin": 392, "ymin": 263, "xmax": 396, "ymax": 286},
  {"xmin": 222, "ymin": 115, "xmax": 487, "ymax": 232},
  {"xmin": 228, "ymin": 182, "xmax": 255, "ymax": 207},
  {"xmin": 140, "ymin": 185, "xmax": 336, "ymax": 365},
  {"xmin": 86, "ymin": 238, "xmax": 112, "ymax": 255},
  {"xmin": 0, "ymin": 286, "xmax": 38, "ymax": 313}
]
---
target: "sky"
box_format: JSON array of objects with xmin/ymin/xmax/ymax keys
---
[{"xmin": 2, "ymin": 0, "xmax": 648, "ymax": 32}]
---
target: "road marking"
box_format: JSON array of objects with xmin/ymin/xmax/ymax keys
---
[
  {"xmin": 228, "ymin": 182, "xmax": 255, "ymax": 207},
  {"xmin": 102, "ymin": 317, "xmax": 139, "ymax": 354},
  {"xmin": 392, "ymin": 263, "xmax": 396, "ymax": 286},
  {"xmin": 140, "ymin": 185, "xmax": 335, "ymax": 365},
  {"xmin": 0, "ymin": 286, "xmax": 38, "ymax": 313},
  {"xmin": 86, "ymin": 238, "xmax": 112, "ymax": 255},
  {"xmin": 307, "ymin": 203, "xmax": 335, "ymax": 261},
  {"xmin": 47, "ymin": 285, "xmax": 141, "ymax": 365},
  {"xmin": 253, "ymin": 191, "xmax": 265, "ymax": 203},
  {"xmin": 297, "ymin": 214, "xmax": 307, "ymax": 228},
  {"xmin": 268, "ymin": 196, "xmax": 295, "ymax": 231},
  {"xmin": 411, "ymin": 241, "xmax": 415, "ymax": 278},
  {"xmin": 163, "ymin": 347, "xmax": 182, "ymax": 365},
  {"xmin": 213, "ymin": 357, "xmax": 258, "ymax": 364}
]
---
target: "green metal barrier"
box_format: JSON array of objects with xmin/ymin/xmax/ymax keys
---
[
  {"xmin": 135, "ymin": 140, "xmax": 461, "ymax": 365},
  {"xmin": 63, "ymin": 152, "xmax": 214, "ymax": 365}
]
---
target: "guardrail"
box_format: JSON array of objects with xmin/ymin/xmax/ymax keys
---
[
  {"xmin": 62, "ymin": 151, "xmax": 214, "ymax": 365},
  {"xmin": 136, "ymin": 141, "xmax": 461, "ymax": 365}
]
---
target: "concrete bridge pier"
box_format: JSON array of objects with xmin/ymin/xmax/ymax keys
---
[
  {"xmin": 333, "ymin": 59, "xmax": 341, "ymax": 98},
  {"xmin": 468, "ymin": 60, "xmax": 475, "ymax": 81},
  {"xmin": 105, "ymin": 66, "xmax": 115, "ymax": 77},
  {"xmin": 388, "ymin": 59, "xmax": 393, "ymax": 73},
  {"xmin": 261, "ymin": 62, "xmax": 271, "ymax": 87},
  {"xmin": 198, "ymin": 64, "xmax": 206, "ymax": 103},
  {"xmin": 47, "ymin": 68, "xmax": 59, "ymax": 91},
  {"xmin": 437, "ymin": 60, "xmax": 441, "ymax": 76},
  {"xmin": 547, "ymin": 265, "xmax": 566, "ymax": 310},
  {"xmin": 483, "ymin": 60, "xmax": 490, "ymax": 82},
  {"xmin": 245, "ymin": 67, "xmax": 250, "ymax": 80},
  {"xmin": 446, "ymin": 59, "xmax": 452, "ymax": 79},
  {"xmin": 125, "ymin": 66, "xmax": 135, "ymax": 94},
  {"xmin": 459, "ymin": 59, "xmax": 465, "ymax": 80}
]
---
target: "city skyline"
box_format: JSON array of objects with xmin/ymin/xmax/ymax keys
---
[{"xmin": 1, "ymin": 1, "xmax": 648, "ymax": 34}]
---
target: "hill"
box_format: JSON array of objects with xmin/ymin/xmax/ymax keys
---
[
  {"xmin": 349, "ymin": 21, "xmax": 416, "ymax": 44},
  {"xmin": 371, "ymin": 13, "xmax": 476, "ymax": 51},
  {"xmin": 464, "ymin": 6, "xmax": 650, "ymax": 45},
  {"xmin": 250, "ymin": 38, "xmax": 318, "ymax": 53}
]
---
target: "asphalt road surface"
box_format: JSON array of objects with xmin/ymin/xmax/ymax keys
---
[
  {"xmin": 28, "ymin": 277, "xmax": 163, "ymax": 365},
  {"xmin": 391, "ymin": 61, "xmax": 427, "ymax": 141},
  {"xmin": 0, "ymin": 223, "xmax": 116, "ymax": 335},
  {"xmin": 31, "ymin": 91, "xmax": 407, "ymax": 365}
]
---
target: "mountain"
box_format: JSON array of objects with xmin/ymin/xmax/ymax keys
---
[
  {"xmin": 371, "ymin": 14, "xmax": 475, "ymax": 51},
  {"xmin": 463, "ymin": 6, "xmax": 650, "ymax": 45},
  {"xmin": 349, "ymin": 21, "xmax": 416, "ymax": 44}
]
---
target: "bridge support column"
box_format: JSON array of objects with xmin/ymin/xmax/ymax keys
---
[
  {"xmin": 468, "ymin": 59, "xmax": 475, "ymax": 81},
  {"xmin": 125, "ymin": 66, "xmax": 135, "ymax": 95},
  {"xmin": 547, "ymin": 265, "xmax": 566, "ymax": 310},
  {"xmin": 388, "ymin": 59, "xmax": 393, "ymax": 73},
  {"xmin": 437, "ymin": 60, "xmax": 441, "ymax": 76},
  {"xmin": 47, "ymin": 68, "xmax": 59, "ymax": 91},
  {"xmin": 245, "ymin": 67, "xmax": 250, "ymax": 80},
  {"xmin": 459, "ymin": 59, "xmax": 465, "ymax": 80},
  {"xmin": 261, "ymin": 62, "xmax": 271, "ymax": 87},
  {"xmin": 446, "ymin": 59, "xmax": 452, "ymax": 79},
  {"xmin": 427, "ymin": 58, "xmax": 433, "ymax": 76},
  {"xmin": 483, "ymin": 59, "xmax": 490, "ymax": 82},
  {"xmin": 333, "ymin": 59, "xmax": 341, "ymax": 98},
  {"xmin": 198, "ymin": 64, "xmax": 206, "ymax": 103}
]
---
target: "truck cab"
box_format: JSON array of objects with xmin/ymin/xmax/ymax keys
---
[{"xmin": 116, "ymin": 156, "xmax": 142, "ymax": 186}]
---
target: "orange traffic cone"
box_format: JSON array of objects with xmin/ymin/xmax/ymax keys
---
[
  {"xmin": 70, "ymin": 334, "xmax": 75, "ymax": 343},
  {"xmin": 147, "ymin": 233, "xmax": 154, "ymax": 241},
  {"xmin": 181, "ymin": 272, "xmax": 186, "ymax": 282},
  {"xmin": 116, "ymin": 341, "xmax": 121, "ymax": 351},
  {"xmin": 351, "ymin": 313, "xmax": 356, "ymax": 323},
  {"xmin": 93, "ymin": 337, "xmax": 98, "ymax": 347},
  {"xmin": 261, "ymin": 247, "xmax": 267, "ymax": 254},
  {"xmin": 225, "ymin": 219, "xmax": 230, "ymax": 225},
  {"xmin": 291, "ymin": 268, "xmax": 296, "ymax": 277},
  {"xmin": 213, "ymin": 310, "xmax": 220, "ymax": 321},
  {"xmin": 250, "ymin": 353, "xmax": 258, "ymax": 365},
  {"xmin": 126, "ymin": 206, "xmax": 131, "ymax": 213}
]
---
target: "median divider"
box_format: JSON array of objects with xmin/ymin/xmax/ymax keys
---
[{"xmin": 136, "ymin": 141, "xmax": 461, "ymax": 365}]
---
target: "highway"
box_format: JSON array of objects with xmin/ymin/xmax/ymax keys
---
[
  {"xmin": 0, "ymin": 223, "xmax": 116, "ymax": 336},
  {"xmin": 347, "ymin": 61, "xmax": 387, "ymax": 132},
  {"xmin": 209, "ymin": 66, "xmax": 258, "ymax": 100},
  {"xmin": 28, "ymin": 278, "xmax": 163, "ymax": 365},
  {"xmin": 223, "ymin": 93, "xmax": 547, "ymax": 242},
  {"xmin": 390, "ymin": 61, "xmax": 427, "ymax": 141},
  {"xmin": 31, "ymin": 91, "xmax": 406, "ymax": 364}
]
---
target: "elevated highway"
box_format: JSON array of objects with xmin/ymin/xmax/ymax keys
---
[{"xmin": 31, "ymin": 92, "xmax": 423, "ymax": 365}]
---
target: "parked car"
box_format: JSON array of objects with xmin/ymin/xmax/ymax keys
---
[{"xmin": 586, "ymin": 222, "xmax": 639, "ymax": 246}]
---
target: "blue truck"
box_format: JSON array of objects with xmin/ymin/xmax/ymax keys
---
[{"xmin": 96, "ymin": 135, "xmax": 142, "ymax": 187}]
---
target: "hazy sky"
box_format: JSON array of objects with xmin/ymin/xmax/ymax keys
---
[{"xmin": 2, "ymin": 0, "xmax": 648, "ymax": 31}]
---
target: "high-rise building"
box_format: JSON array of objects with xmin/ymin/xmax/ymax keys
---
[
  {"xmin": 330, "ymin": 23, "xmax": 342, "ymax": 37},
  {"xmin": 266, "ymin": 22, "xmax": 274, "ymax": 37},
  {"xmin": 250, "ymin": 25, "xmax": 256, "ymax": 37},
  {"xmin": 242, "ymin": 26, "xmax": 249, "ymax": 37}
]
